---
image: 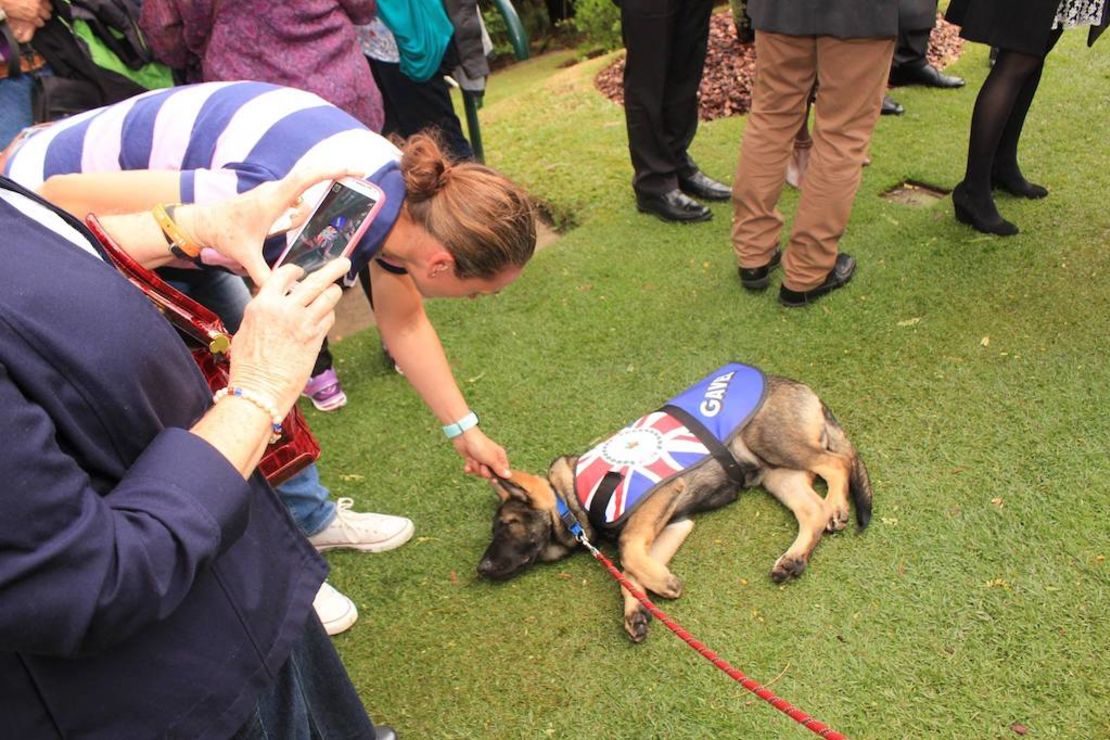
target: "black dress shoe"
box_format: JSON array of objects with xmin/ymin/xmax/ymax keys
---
[
  {"xmin": 677, "ymin": 170, "xmax": 731, "ymax": 201},
  {"xmin": 890, "ymin": 63, "xmax": 965, "ymax": 89},
  {"xmin": 738, "ymin": 249, "xmax": 781, "ymax": 291},
  {"xmin": 881, "ymin": 94, "xmax": 904, "ymax": 116},
  {"xmin": 951, "ymin": 182, "xmax": 1018, "ymax": 236},
  {"xmin": 779, "ymin": 253, "xmax": 856, "ymax": 308},
  {"xmin": 636, "ymin": 189, "xmax": 712, "ymax": 223}
]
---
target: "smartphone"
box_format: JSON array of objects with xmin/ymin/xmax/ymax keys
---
[{"xmin": 273, "ymin": 177, "xmax": 385, "ymax": 275}]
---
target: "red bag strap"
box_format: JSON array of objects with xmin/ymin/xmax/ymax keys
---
[{"xmin": 84, "ymin": 214, "xmax": 232, "ymax": 355}]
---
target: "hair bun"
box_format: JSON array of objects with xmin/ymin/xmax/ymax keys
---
[
  {"xmin": 399, "ymin": 130, "xmax": 536, "ymax": 280},
  {"xmin": 401, "ymin": 133, "xmax": 451, "ymax": 203}
]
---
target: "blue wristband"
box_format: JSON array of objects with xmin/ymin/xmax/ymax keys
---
[{"xmin": 442, "ymin": 411, "xmax": 479, "ymax": 439}]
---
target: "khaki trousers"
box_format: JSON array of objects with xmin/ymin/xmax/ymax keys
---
[{"xmin": 731, "ymin": 32, "xmax": 894, "ymax": 291}]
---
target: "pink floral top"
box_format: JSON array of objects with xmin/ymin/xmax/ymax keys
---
[{"xmin": 140, "ymin": 0, "xmax": 384, "ymax": 132}]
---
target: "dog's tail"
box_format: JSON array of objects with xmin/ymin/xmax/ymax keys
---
[
  {"xmin": 823, "ymin": 404, "xmax": 872, "ymax": 530},
  {"xmin": 848, "ymin": 453, "xmax": 873, "ymax": 530}
]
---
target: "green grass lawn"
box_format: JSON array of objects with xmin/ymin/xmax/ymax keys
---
[{"xmin": 309, "ymin": 33, "xmax": 1108, "ymax": 738}]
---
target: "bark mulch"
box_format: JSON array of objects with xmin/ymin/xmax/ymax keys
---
[{"xmin": 594, "ymin": 13, "xmax": 966, "ymax": 122}]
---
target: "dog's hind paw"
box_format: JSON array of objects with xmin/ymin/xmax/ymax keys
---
[
  {"xmin": 771, "ymin": 554, "xmax": 807, "ymax": 583},
  {"xmin": 826, "ymin": 505, "xmax": 851, "ymax": 532},
  {"xmin": 624, "ymin": 606, "xmax": 652, "ymax": 643},
  {"xmin": 652, "ymin": 573, "xmax": 684, "ymax": 600}
]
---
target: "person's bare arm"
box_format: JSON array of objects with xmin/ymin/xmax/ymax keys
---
[
  {"xmin": 39, "ymin": 171, "xmax": 183, "ymax": 220},
  {"xmin": 370, "ymin": 261, "xmax": 511, "ymax": 477}
]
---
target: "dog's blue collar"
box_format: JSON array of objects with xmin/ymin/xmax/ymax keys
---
[{"xmin": 554, "ymin": 494, "xmax": 586, "ymax": 542}]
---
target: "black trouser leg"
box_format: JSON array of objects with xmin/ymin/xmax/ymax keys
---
[
  {"xmin": 891, "ymin": 25, "xmax": 932, "ymax": 71},
  {"xmin": 662, "ymin": 0, "xmax": 713, "ymax": 179},
  {"xmin": 621, "ymin": 0, "xmax": 713, "ymax": 196}
]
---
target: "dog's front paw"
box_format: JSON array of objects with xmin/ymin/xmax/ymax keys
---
[
  {"xmin": 771, "ymin": 553, "xmax": 807, "ymax": 583},
  {"xmin": 826, "ymin": 504, "xmax": 851, "ymax": 532},
  {"xmin": 624, "ymin": 606, "xmax": 652, "ymax": 643}
]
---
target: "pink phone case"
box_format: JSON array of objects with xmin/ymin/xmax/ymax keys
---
[{"xmin": 273, "ymin": 177, "xmax": 386, "ymax": 271}]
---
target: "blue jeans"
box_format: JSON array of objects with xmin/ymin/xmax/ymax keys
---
[
  {"xmin": 163, "ymin": 268, "xmax": 337, "ymax": 535},
  {"xmin": 231, "ymin": 615, "xmax": 377, "ymax": 739},
  {"xmin": 0, "ymin": 65, "xmax": 53, "ymax": 149},
  {"xmin": 0, "ymin": 75, "xmax": 35, "ymax": 149},
  {"xmin": 277, "ymin": 463, "xmax": 337, "ymax": 536}
]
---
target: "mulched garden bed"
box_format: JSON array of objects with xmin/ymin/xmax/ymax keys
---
[{"xmin": 595, "ymin": 13, "xmax": 965, "ymax": 122}]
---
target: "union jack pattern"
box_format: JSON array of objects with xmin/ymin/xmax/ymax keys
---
[{"xmin": 575, "ymin": 411, "xmax": 710, "ymax": 526}]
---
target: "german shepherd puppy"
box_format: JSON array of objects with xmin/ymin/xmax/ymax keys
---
[{"xmin": 478, "ymin": 375, "xmax": 872, "ymax": 642}]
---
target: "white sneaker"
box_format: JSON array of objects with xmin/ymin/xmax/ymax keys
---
[
  {"xmin": 313, "ymin": 581, "xmax": 358, "ymax": 636},
  {"xmin": 308, "ymin": 497, "xmax": 415, "ymax": 553}
]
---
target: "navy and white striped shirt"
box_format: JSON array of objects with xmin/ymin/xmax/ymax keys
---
[
  {"xmin": 6, "ymin": 81, "xmax": 400, "ymax": 201},
  {"xmin": 5, "ymin": 81, "xmax": 405, "ymax": 272}
]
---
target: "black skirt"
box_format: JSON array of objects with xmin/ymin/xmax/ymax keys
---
[{"xmin": 945, "ymin": 0, "xmax": 1061, "ymax": 55}]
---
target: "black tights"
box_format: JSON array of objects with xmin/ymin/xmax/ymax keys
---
[{"xmin": 962, "ymin": 30, "xmax": 1063, "ymax": 202}]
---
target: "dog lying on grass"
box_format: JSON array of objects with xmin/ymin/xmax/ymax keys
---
[{"xmin": 478, "ymin": 364, "xmax": 872, "ymax": 642}]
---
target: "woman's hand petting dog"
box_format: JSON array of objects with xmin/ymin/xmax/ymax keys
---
[{"xmin": 453, "ymin": 428, "xmax": 511, "ymax": 479}]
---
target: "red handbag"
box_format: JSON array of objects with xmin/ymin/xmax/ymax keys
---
[{"xmin": 85, "ymin": 214, "xmax": 321, "ymax": 486}]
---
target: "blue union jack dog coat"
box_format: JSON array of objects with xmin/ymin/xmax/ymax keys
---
[{"xmin": 574, "ymin": 363, "xmax": 767, "ymax": 530}]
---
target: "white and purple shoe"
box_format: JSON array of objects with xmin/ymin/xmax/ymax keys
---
[{"xmin": 302, "ymin": 368, "xmax": 348, "ymax": 412}]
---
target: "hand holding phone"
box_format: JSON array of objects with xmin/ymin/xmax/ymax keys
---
[{"xmin": 273, "ymin": 177, "xmax": 385, "ymax": 275}]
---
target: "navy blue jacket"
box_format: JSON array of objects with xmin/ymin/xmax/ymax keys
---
[{"xmin": 0, "ymin": 179, "xmax": 327, "ymax": 738}]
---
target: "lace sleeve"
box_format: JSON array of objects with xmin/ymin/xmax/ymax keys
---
[{"xmin": 1054, "ymin": 0, "xmax": 1107, "ymax": 28}]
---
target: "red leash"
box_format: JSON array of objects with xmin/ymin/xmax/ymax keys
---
[{"xmin": 583, "ymin": 542, "xmax": 846, "ymax": 739}]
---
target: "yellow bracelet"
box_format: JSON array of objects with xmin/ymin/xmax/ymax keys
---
[{"xmin": 152, "ymin": 203, "xmax": 202, "ymax": 259}]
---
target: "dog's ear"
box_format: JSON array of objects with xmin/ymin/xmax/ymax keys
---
[
  {"xmin": 507, "ymin": 470, "xmax": 557, "ymax": 511},
  {"xmin": 489, "ymin": 476, "xmax": 529, "ymax": 503}
]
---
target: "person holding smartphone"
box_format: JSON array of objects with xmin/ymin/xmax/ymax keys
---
[
  {"xmin": 5, "ymin": 81, "xmax": 537, "ymax": 635},
  {"xmin": 0, "ymin": 169, "xmax": 396, "ymax": 738}
]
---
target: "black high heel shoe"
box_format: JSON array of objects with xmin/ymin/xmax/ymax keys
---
[{"xmin": 952, "ymin": 183, "xmax": 1019, "ymax": 236}]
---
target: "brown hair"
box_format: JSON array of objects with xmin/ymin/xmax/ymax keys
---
[{"xmin": 400, "ymin": 132, "xmax": 536, "ymax": 279}]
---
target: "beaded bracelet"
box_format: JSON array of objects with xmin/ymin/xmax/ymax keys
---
[{"xmin": 213, "ymin": 386, "xmax": 283, "ymax": 444}]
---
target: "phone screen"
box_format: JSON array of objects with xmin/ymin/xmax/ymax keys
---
[{"xmin": 279, "ymin": 181, "xmax": 379, "ymax": 274}]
